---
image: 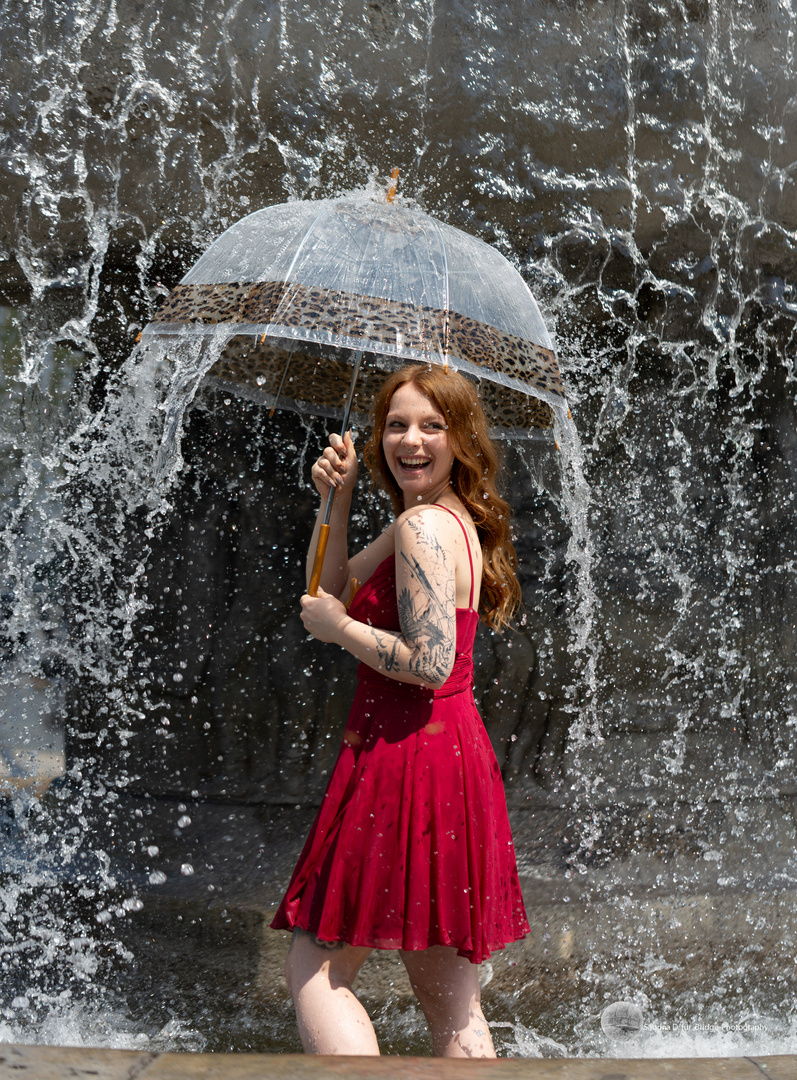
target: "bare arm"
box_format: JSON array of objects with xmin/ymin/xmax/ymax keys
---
[
  {"xmin": 305, "ymin": 430, "xmax": 356, "ymax": 597},
  {"xmin": 300, "ymin": 509, "xmax": 458, "ymax": 688},
  {"xmin": 305, "ymin": 430, "xmax": 397, "ymax": 599}
]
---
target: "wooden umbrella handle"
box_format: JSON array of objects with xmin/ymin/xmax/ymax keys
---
[
  {"xmin": 345, "ymin": 578, "xmax": 360, "ymax": 609},
  {"xmin": 306, "ymin": 348, "xmax": 364, "ymax": 599},
  {"xmin": 308, "ymin": 524, "xmax": 330, "ymax": 597}
]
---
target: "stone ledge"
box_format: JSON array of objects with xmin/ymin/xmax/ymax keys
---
[{"xmin": 0, "ymin": 1045, "xmax": 794, "ymax": 1080}]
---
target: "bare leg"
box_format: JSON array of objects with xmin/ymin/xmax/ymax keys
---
[
  {"xmin": 285, "ymin": 930, "xmax": 379, "ymax": 1055},
  {"xmin": 400, "ymin": 945, "xmax": 496, "ymax": 1058}
]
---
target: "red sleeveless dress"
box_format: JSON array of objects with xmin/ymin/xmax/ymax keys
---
[{"xmin": 270, "ymin": 508, "xmax": 529, "ymax": 963}]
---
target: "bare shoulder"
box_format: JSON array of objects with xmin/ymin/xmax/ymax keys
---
[
  {"xmin": 395, "ymin": 505, "xmax": 481, "ymax": 611},
  {"xmin": 394, "ymin": 510, "xmax": 456, "ymax": 619},
  {"xmin": 395, "ymin": 505, "xmax": 460, "ymax": 554},
  {"xmin": 397, "ymin": 503, "xmax": 479, "ymax": 549},
  {"xmin": 395, "ymin": 503, "xmax": 465, "ymax": 535}
]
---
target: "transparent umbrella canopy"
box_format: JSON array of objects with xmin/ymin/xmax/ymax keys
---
[
  {"xmin": 142, "ymin": 193, "xmax": 569, "ymax": 593},
  {"xmin": 142, "ymin": 194, "xmax": 567, "ymax": 436}
]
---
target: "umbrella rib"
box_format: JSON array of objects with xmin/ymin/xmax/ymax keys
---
[
  {"xmin": 269, "ymin": 347, "xmax": 295, "ymax": 417},
  {"xmin": 430, "ymin": 217, "xmax": 451, "ymax": 368},
  {"xmin": 280, "ymin": 203, "xmax": 335, "ymax": 293},
  {"xmin": 338, "ymin": 215, "xmax": 370, "ymax": 264},
  {"xmin": 308, "ymin": 349, "xmax": 364, "ymax": 597}
]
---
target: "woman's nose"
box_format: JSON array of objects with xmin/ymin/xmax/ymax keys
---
[{"xmin": 401, "ymin": 425, "xmax": 424, "ymax": 448}]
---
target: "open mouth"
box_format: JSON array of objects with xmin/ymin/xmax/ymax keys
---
[{"xmin": 399, "ymin": 457, "xmax": 430, "ymax": 472}]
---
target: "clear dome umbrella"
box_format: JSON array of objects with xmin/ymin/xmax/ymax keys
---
[{"xmin": 142, "ymin": 190, "xmax": 568, "ymax": 592}]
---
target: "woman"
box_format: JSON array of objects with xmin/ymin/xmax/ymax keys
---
[{"xmin": 271, "ymin": 363, "xmax": 530, "ymax": 1057}]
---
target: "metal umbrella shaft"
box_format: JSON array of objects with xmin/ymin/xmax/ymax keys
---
[{"xmin": 308, "ymin": 349, "xmax": 364, "ymax": 598}]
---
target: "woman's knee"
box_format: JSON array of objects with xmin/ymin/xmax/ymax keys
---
[
  {"xmin": 285, "ymin": 930, "xmax": 370, "ymax": 997},
  {"xmin": 401, "ymin": 948, "xmax": 481, "ymax": 1018},
  {"xmin": 284, "ymin": 934, "xmax": 302, "ymax": 997},
  {"xmin": 285, "ymin": 930, "xmax": 322, "ymax": 995}
]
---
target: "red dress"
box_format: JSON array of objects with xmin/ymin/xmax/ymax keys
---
[{"xmin": 270, "ymin": 508, "xmax": 529, "ymax": 963}]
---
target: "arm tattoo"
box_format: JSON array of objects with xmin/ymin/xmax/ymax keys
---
[
  {"xmin": 361, "ymin": 515, "xmax": 457, "ymax": 685},
  {"xmin": 370, "ymin": 627, "xmax": 403, "ymax": 672},
  {"xmin": 396, "ymin": 544, "xmax": 456, "ymax": 684}
]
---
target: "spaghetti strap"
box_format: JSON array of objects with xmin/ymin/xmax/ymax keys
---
[{"xmin": 432, "ymin": 503, "xmax": 475, "ymax": 610}]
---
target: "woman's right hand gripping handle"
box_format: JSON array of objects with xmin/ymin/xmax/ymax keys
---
[
  {"xmin": 311, "ymin": 430, "xmax": 357, "ymax": 498},
  {"xmin": 306, "ymin": 430, "xmax": 357, "ymax": 599}
]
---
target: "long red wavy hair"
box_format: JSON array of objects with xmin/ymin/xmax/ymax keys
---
[{"xmin": 363, "ymin": 363, "xmax": 521, "ymax": 631}]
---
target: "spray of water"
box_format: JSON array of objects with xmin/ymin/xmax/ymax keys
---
[{"xmin": 2, "ymin": 0, "xmax": 797, "ymax": 1057}]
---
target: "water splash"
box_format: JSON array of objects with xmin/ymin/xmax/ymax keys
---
[{"xmin": 1, "ymin": 0, "xmax": 797, "ymax": 1056}]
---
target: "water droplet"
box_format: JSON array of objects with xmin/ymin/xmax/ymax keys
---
[
  {"xmin": 181, "ymin": 863, "xmax": 195, "ymax": 876},
  {"xmin": 148, "ymin": 870, "xmax": 167, "ymax": 885}
]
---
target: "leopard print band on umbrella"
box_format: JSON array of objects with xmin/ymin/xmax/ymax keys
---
[{"xmin": 148, "ymin": 279, "xmax": 565, "ymax": 431}]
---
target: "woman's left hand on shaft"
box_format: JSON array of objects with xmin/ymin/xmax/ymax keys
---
[{"xmin": 300, "ymin": 588, "xmax": 349, "ymax": 643}]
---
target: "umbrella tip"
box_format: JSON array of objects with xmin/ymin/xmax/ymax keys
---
[{"xmin": 386, "ymin": 167, "xmax": 400, "ymax": 203}]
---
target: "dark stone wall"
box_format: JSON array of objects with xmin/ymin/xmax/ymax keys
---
[
  {"xmin": 2, "ymin": 0, "xmax": 796, "ymax": 825},
  {"xmin": 64, "ymin": 392, "xmax": 575, "ymax": 807}
]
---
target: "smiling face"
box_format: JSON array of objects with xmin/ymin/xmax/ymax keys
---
[{"xmin": 382, "ymin": 382, "xmax": 457, "ymax": 507}]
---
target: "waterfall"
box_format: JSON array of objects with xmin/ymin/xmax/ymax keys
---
[{"xmin": 1, "ymin": 0, "xmax": 796, "ymax": 1057}]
